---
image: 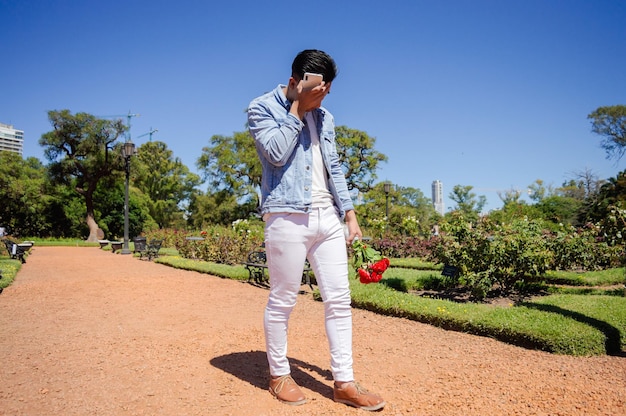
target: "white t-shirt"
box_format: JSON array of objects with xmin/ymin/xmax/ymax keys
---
[{"xmin": 306, "ymin": 113, "xmax": 333, "ymax": 208}]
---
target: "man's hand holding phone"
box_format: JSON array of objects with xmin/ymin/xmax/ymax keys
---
[
  {"xmin": 300, "ymin": 72, "xmax": 323, "ymax": 91},
  {"xmin": 286, "ymin": 72, "xmax": 330, "ymax": 119},
  {"xmin": 299, "ymin": 73, "xmax": 329, "ymax": 110}
]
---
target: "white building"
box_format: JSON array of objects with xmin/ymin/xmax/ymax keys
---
[
  {"xmin": 0, "ymin": 122, "xmax": 24, "ymax": 155},
  {"xmin": 432, "ymin": 180, "xmax": 445, "ymax": 216}
]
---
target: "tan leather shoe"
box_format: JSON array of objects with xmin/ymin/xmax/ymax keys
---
[
  {"xmin": 269, "ymin": 375, "xmax": 307, "ymax": 406},
  {"xmin": 333, "ymin": 381, "xmax": 385, "ymax": 411}
]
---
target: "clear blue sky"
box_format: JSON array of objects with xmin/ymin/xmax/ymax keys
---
[{"xmin": 1, "ymin": 0, "xmax": 625, "ymax": 212}]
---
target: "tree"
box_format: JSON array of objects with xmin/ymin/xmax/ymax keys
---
[
  {"xmin": 448, "ymin": 185, "xmax": 487, "ymax": 219},
  {"xmin": 358, "ymin": 183, "xmax": 436, "ymax": 237},
  {"xmin": 528, "ymin": 179, "xmax": 553, "ymax": 202},
  {"xmin": 197, "ymin": 131, "xmax": 261, "ymax": 199},
  {"xmin": 335, "ymin": 126, "xmax": 387, "ymax": 192},
  {"xmin": 196, "ymin": 131, "xmax": 261, "ymax": 224},
  {"xmin": 92, "ymin": 176, "xmax": 153, "ymax": 239},
  {"xmin": 588, "ymin": 105, "xmax": 626, "ymax": 161},
  {"xmin": 196, "ymin": 127, "xmax": 388, "ymax": 222},
  {"xmin": 497, "ymin": 188, "xmax": 523, "ymax": 206},
  {"xmin": 583, "ymin": 170, "xmax": 626, "ymax": 224},
  {"xmin": 563, "ymin": 168, "xmax": 604, "ymax": 200},
  {"xmin": 44, "ymin": 181, "xmax": 90, "ymax": 238},
  {"xmin": 392, "ymin": 185, "xmax": 438, "ymax": 236},
  {"xmin": 187, "ymin": 189, "xmax": 257, "ymax": 228},
  {"xmin": 0, "ymin": 152, "xmax": 51, "ymax": 237},
  {"xmin": 39, "ymin": 110, "xmax": 126, "ymax": 241},
  {"xmin": 134, "ymin": 141, "xmax": 201, "ymax": 229},
  {"xmin": 487, "ymin": 201, "xmax": 542, "ymax": 225},
  {"xmin": 534, "ymin": 195, "xmax": 582, "ymax": 226}
]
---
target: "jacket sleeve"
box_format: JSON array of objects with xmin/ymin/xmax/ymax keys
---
[{"xmin": 247, "ymin": 100, "xmax": 304, "ymax": 167}]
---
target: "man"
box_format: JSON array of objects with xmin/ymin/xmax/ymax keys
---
[{"xmin": 247, "ymin": 49, "xmax": 385, "ymax": 411}]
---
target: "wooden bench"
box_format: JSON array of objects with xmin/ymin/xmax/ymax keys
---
[
  {"xmin": 243, "ymin": 248, "xmax": 315, "ymax": 289},
  {"xmin": 2, "ymin": 239, "xmax": 30, "ymax": 263},
  {"xmin": 98, "ymin": 240, "xmax": 110, "ymax": 249},
  {"xmin": 133, "ymin": 238, "xmax": 163, "ymax": 260},
  {"xmin": 110, "ymin": 241, "xmax": 123, "ymax": 253}
]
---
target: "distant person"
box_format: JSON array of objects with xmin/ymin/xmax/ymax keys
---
[{"xmin": 247, "ymin": 49, "xmax": 385, "ymax": 411}]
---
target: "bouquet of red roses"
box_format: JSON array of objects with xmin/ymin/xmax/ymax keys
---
[{"xmin": 352, "ymin": 239, "xmax": 390, "ymax": 284}]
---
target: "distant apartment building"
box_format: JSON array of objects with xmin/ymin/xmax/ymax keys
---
[
  {"xmin": 0, "ymin": 122, "xmax": 24, "ymax": 155},
  {"xmin": 432, "ymin": 180, "xmax": 445, "ymax": 216}
]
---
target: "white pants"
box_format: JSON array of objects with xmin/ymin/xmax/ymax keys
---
[{"xmin": 263, "ymin": 206, "xmax": 354, "ymax": 382}]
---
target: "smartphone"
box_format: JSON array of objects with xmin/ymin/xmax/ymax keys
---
[{"xmin": 301, "ymin": 72, "xmax": 323, "ymax": 90}]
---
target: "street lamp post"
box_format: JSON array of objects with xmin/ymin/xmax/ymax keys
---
[
  {"xmin": 383, "ymin": 182, "xmax": 392, "ymax": 220},
  {"xmin": 121, "ymin": 141, "xmax": 136, "ymax": 255}
]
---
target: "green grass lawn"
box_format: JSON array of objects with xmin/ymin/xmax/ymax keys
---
[
  {"xmin": 347, "ymin": 276, "xmax": 626, "ymax": 356},
  {"xmin": 0, "ymin": 258, "xmax": 22, "ymax": 289}
]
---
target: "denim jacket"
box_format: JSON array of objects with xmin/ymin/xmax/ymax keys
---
[{"xmin": 247, "ymin": 85, "xmax": 354, "ymax": 219}]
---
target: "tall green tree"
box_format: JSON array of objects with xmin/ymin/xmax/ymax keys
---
[
  {"xmin": 497, "ymin": 188, "xmax": 524, "ymax": 206},
  {"xmin": 44, "ymin": 181, "xmax": 90, "ymax": 238},
  {"xmin": 448, "ymin": 185, "xmax": 487, "ymax": 219},
  {"xmin": 197, "ymin": 131, "xmax": 261, "ymax": 200},
  {"xmin": 335, "ymin": 126, "xmax": 387, "ymax": 192},
  {"xmin": 528, "ymin": 179, "xmax": 552, "ymax": 202},
  {"xmin": 39, "ymin": 110, "xmax": 127, "ymax": 241},
  {"xmin": 583, "ymin": 170, "xmax": 626, "ymax": 224},
  {"xmin": 392, "ymin": 185, "xmax": 438, "ymax": 236},
  {"xmin": 195, "ymin": 131, "xmax": 261, "ymax": 224},
  {"xmin": 0, "ymin": 152, "xmax": 50, "ymax": 237},
  {"xmin": 134, "ymin": 141, "xmax": 201, "ymax": 228},
  {"xmin": 487, "ymin": 201, "xmax": 543, "ymax": 226},
  {"xmin": 187, "ymin": 190, "xmax": 257, "ymax": 228},
  {"xmin": 534, "ymin": 195, "xmax": 582, "ymax": 226},
  {"xmin": 588, "ymin": 104, "xmax": 626, "ymax": 160},
  {"xmin": 359, "ymin": 183, "xmax": 436, "ymax": 237},
  {"xmin": 94, "ymin": 177, "xmax": 153, "ymax": 239},
  {"xmin": 558, "ymin": 169, "xmax": 604, "ymax": 201},
  {"xmin": 196, "ymin": 126, "xmax": 387, "ymax": 223}
]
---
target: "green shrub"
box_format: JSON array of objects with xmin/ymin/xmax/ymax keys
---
[
  {"xmin": 430, "ymin": 213, "xmax": 624, "ymax": 300},
  {"xmin": 147, "ymin": 221, "xmax": 264, "ymax": 265}
]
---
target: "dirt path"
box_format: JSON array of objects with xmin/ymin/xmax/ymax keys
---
[{"xmin": 0, "ymin": 247, "xmax": 624, "ymax": 416}]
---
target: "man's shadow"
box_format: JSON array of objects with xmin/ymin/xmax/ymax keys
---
[
  {"xmin": 520, "ymin": 302, "xmax": 625, "ymax": 356},
  {"xmin": 210, "ymin": 350, "xmax": 334, "ymax": 398}
]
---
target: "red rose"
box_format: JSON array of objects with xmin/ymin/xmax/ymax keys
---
[
  {"xmin": 358, "ymin": 268, "xmax": 372, "ymax": 283},
  {"xmin": 352, "ymin": 240, "xmax": 390, "ymax": 284},
  {"xmin": 371, "ymin": 259, "xmax": 389, "ymax": 273},
  {"xmin": 371, "ymin": 271, "xmax": 383, "ymax": 282}
]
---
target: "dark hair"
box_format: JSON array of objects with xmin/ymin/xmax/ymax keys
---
[{"xmin": 291, "ymin": 49, "xmax": 338, "ymax": 83}]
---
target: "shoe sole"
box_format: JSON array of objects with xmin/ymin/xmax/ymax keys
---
[
  {"xmin": 269, "ymin": 389, "xmax": 307, "ymax": 406},
  {"xmin": 272, "ymin": 395, "xmax": 307, "ymax": 406},
  {"xmin": 335, "ymin": 398, "xmax": 386, "ymax": 411}
]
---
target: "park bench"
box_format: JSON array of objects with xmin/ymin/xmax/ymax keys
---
[
  {"xmin": 2, "ymin": 238, "xmax": 31, "ymax": 264},
  {"xmin": 133, "ymin": 237, "xmax": 163, "ymax": 260},
  {"xmin": 110, "ymin": 241, "xmax": 123, "ymax": 253},
  {"xmin": 243, "ymin": 246, "xmax": 315, "ymax": 289}
]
